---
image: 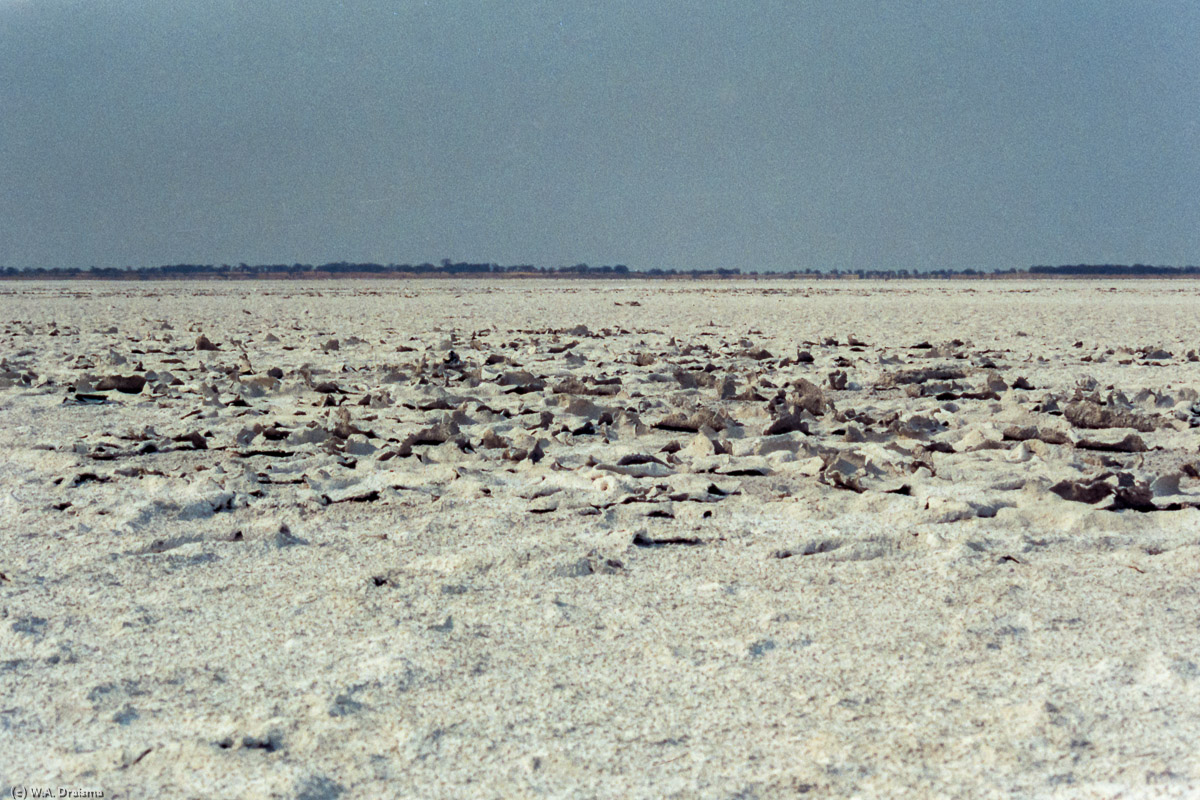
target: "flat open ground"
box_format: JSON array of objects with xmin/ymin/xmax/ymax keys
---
[{"xmin": 2, "ymin": 279, "xmax": 1200, "ymax": 799}]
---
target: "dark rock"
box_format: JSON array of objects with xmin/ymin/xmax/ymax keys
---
[
  {"xmin": 68, "ymin": 393, "xmax": 110, "ymax": 405},
  {"xmin": 95, "ymin": 375, "xmax": 147, "ymax": 393},
  {"xmin": 1049, "ymin": 478, "xmax": 1114, "ymax": 504},
  {"xmin": 503, "ymin": 439, "xmax": 545, "ymax": 463},
  {"xmin": 273, "ymin": 525, "xmax": 308, "ymax": 548},
  {"xmin": 497, "ymin": 370, "xmax": 545, "ymax": 393},
  {"xmin": 748, "ymin": 639, "xmax": 777, "ymax": 657},
  {"xmin": 763, "ymin": 414, "xmax": 809, "ymax": 436},
  {"xmin": 789, "ymin": 377, "xmax": 831, "ymax": 415},
  {"xmin": 654, "ymin": 414, "xmax": 694, "ymax": 432},
  {"xmin": 672, "ymin": 369, "xmax": 699, "ymax": 389},
  {"xmin": 242, "ymin": 731, "xmax": 284, "ymax": 752},
  {"xmin": 634, "ymin": 353, "xmax": 657, "ymax": 367},
  {"xmin": 632, "ymin": 532, "xmax": 703, "ymax": 547},
  {"xmin": 261, "ymin": 425, "xmax": 290, "ymax": 441},
  {"xmin": 330, "ymin": 410, "xmax": 375, "ymax": 440},
  {"xmin": 1064, "ymin": 401, "xmax": 1155, "ymax": 432},
  {"xmin": 1110, "ymin": 482, "xmax": 1156, "ymax": 512},
  {"xmin": 195, "ymin": 335, "xmax": 220, "ymax": 351},
  {"xmin": 552, "ymin": 376, "xmax": 620, "ymax": 396},
  {"xmin": 479, "ymin": 429, "xmax": 510, "ymax": 449},
  {"xmin": 773, "ymin": 538, "xmax": 842, "ymax": 558},
  {"xmin": 1000, "ymin": 423, "xmax": 1069, "ymax": 445},
  {"xmin": 553, "ymin": 558, "xmax": 595, "ymax": 578},
  {"xmin": 295, "ymin": 777, "xmax": 344, "ymax": 800},
  {"xmin": 890, "ymin": 414, "xmax": 944, "ymax": 440},
  {"xmin": 113, "ymin": 706, "xmax": 140, "ymax": 726},
  {"xmin": 1002, "ymin": 425, "xmax": 1038, "ymax": 442},
  {"xmin": 172, "ymin": 431, "xmax": 208, "ymax": 450},
  {"xmin": 329, "ymin": 691, "xmax": 364, "ymax": 717},
  {"xmin": 11, "ymin": 616, "xmax": 47, "ymax": 636},
  {"xmin": 551, "ymin": 554, "xmax": 623, "ymax": 576},
  {"xmin": 982, "ymin": 372, "xmax": 1008, "ymax": 393},
  {"xmin": 552, "ymin": 376, "xmax": 589, "ymax": 395},
  {"xmin": 617, "ymin": 453, "xmax": 667, "ymax": 467},
  {"xmin": 881, "ymin": 366, "xmax": 968, "ymax": 386},
  {"xmin": 655, "ymin": 407, "xmax": 734, "ymax": 433},
  {"xmin": 407, "ymin": 419, "xmax": 460, "ymax": 446},
  {"xmin": 1075, "ymin": 432, "xmax": 1147, "ymax": 453}
]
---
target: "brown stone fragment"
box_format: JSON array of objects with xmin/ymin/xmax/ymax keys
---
[{"xmin": 1064, "ymin": 401, "xmax": 1154, "ymax": 433}]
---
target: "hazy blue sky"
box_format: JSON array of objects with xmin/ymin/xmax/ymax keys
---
[{"xmin": 2, "ymin": 1, "xmax": 1197, "ymax": 271}]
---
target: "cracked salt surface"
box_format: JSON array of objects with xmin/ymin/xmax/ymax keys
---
[{"xmin": 2, "ymin": 279, "xmax": 1200, "ymax": 798}]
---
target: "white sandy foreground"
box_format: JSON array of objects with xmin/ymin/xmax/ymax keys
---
[{"xmin": 2, "ymin": 279, "xmax": 1200, "ymax": 799}]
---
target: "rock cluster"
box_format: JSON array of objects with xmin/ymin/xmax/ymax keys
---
[{"xmin": 3, "ymin": 311, "xmax": 1193, "ymax": 524}]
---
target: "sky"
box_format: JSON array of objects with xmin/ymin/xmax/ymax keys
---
[{"xmin": 1, "ymin": 1, "xmax": 1198, "ymax": 272}]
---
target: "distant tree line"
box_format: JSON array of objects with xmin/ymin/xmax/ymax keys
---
[
  {"xmin": 0, "ymin": 261, "xmax": 634, "ymax": 278},
  {"xmin": 0, "ymin": 263, "xmax": 1015, "ymax": 279},
  {"xmin": 1, "ymin": 262, "xmax": 1197, "ymax": 280},
  {"xmin": 1029, "ymin": 264, "xmax": 1200, "ymax": 276}
]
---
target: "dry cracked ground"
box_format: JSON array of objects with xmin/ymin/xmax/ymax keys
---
[{"xmin": 2, "ymin": 279, "xmax": 1200, "ymax": 799}]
